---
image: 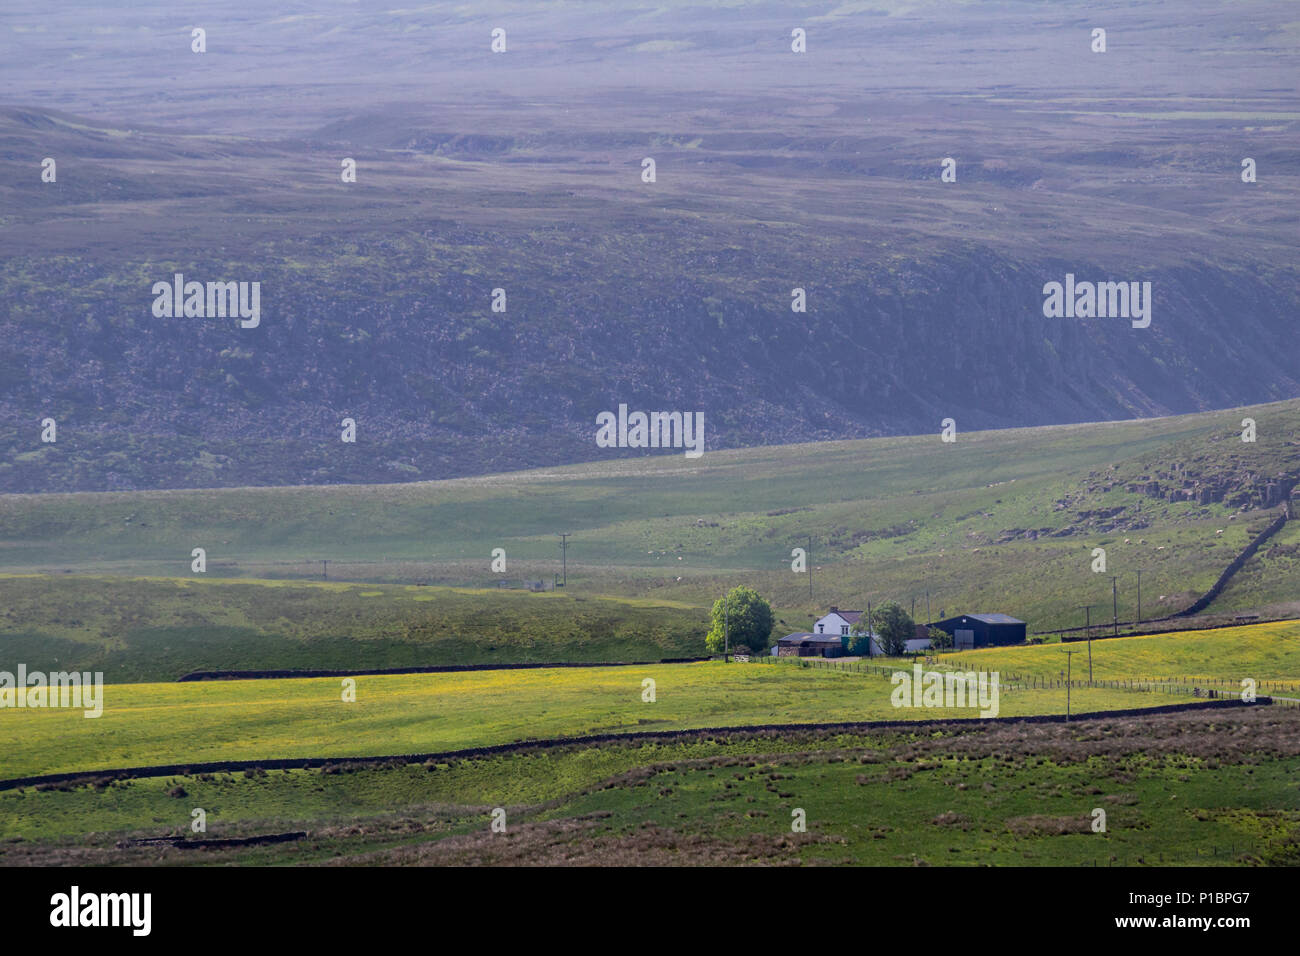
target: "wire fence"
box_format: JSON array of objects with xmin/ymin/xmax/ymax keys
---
[
  {"xmin": 1079, "ymin": 843, "xmax": 1253, "ymax": 866},
  {"xmin": 737, "ymin": 654, "xmax": 1300, "ymax": 704}
]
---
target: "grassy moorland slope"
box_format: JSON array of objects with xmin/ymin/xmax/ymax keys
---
[
  {"xmin": 0, "ymin": 575, "xmax": 707, "ymax": 682},
  {"xmin": 1, "ymin": 400, "xmax": 1296, "ymax": 659}
]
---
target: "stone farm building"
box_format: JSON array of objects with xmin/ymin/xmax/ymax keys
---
[{"xmin": 774, "ymin": 632, "xmax": 845, "ymax": 658}]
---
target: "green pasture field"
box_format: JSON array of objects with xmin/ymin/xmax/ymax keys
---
[
  {"xmin": 4, "ymin": 707, "xmax": 1296, "ymax": 866},
  {"xmin": 0, "ymin": 660, "xmax": 1178, "ymax": 781},
  {"xmin": 932, "ymin": 620, "xmax": 1300, "ymax": 686}
]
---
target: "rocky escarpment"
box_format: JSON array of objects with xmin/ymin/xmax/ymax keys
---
[
  {"xmin": 989, "ymin": 430, "xmax": 1300, "ymax": 545},
  {"xmin": 1100, "ymin": 432, "xmax": 1300, "ymax": 512}
]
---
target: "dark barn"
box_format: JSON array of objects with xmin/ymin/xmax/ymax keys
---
[
  {"xmin": 932, "ymin": 614, "xmax": 1027, "ymax": 650},
  {"xmin": 776, "ymin": 632, "xmax": 845, "ymax": 658}
]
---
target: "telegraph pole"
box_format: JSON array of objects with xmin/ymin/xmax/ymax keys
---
[
  {"xmin": 1075, "ymin": 602, "xmax": 1095, "ymax": 684},
  {"xmin": 926, "ymin": 591, "xmax": 931, "ymax": 625},
  {"xmin": 558, "ymin": 533, "xmax": 570, "ymax": 587},
  {"xmin": 1063, "ymin": 649, "xmax": 1079, "ymax": 721},
  {"xmin": 866, "ymin": 599, "xmax": 873, "ymax": 657},
  {"xmin": 1077, "ymin": 604, "xmax": 1095, "ymax": 640},
  {"xmin": 724, "ymin": 590, "xmax": 729, "ymax": 663},
  {"xmin": 1110, "ymin": 575, "xmax": 1120, "ymax": 637},
  {"xmin": 1135, "ymin": 569, "xmax": 1145, "ymax": 625},
  {"xmin": 322, "ymin": 559, "xmax": 328, "ymax": 581}
]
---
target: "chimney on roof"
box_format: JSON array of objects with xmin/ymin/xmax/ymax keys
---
[{"xmin": 829, "ymin": 606, "xmax": 837, "ymax": 613}]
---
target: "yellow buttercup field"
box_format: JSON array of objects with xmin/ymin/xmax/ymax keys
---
[
  {"xmin": 0, "ymin": 660, "xmax": 1180, "ymax": 780},
  {"xmin": 935, "ymin": 620, "xmax": 1300, "ymax": 686}
]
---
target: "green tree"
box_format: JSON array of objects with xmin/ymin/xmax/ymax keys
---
[
  {"xmin": 848, "ymin": 614, "xmax": 877, "ymax": 656},
  {"xmin": 705, "ymin": 586, "xmax": 774, "ymax": 656},
  {"xmin": 871, "ymin": 601, "xmax": 915, "ymax": 657},
  {"xmin": 927, "ymin": 626, "xmax": 952, "ymax": 650}
]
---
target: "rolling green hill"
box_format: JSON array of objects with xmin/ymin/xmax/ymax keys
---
[
  {"xmin": 0, "ymin": 574, "xmax": 708, "ymax": 682},
  {"xmin": 1, "ymin": 399, "xmax": 1296, "ymax": 671}
]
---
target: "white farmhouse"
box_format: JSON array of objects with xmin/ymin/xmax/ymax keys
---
[
  {"xmin": 813, "ymin": 606, "xmax": 930, "ymax": 657},
  {"xmin": 813, "ymin": 606, "xmax": 862, "ymax": 639}
]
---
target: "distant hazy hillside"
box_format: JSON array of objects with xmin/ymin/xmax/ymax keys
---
[{"xmin": 1, "ymin": 0, "xmax": 1297, "ymax": 492}]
